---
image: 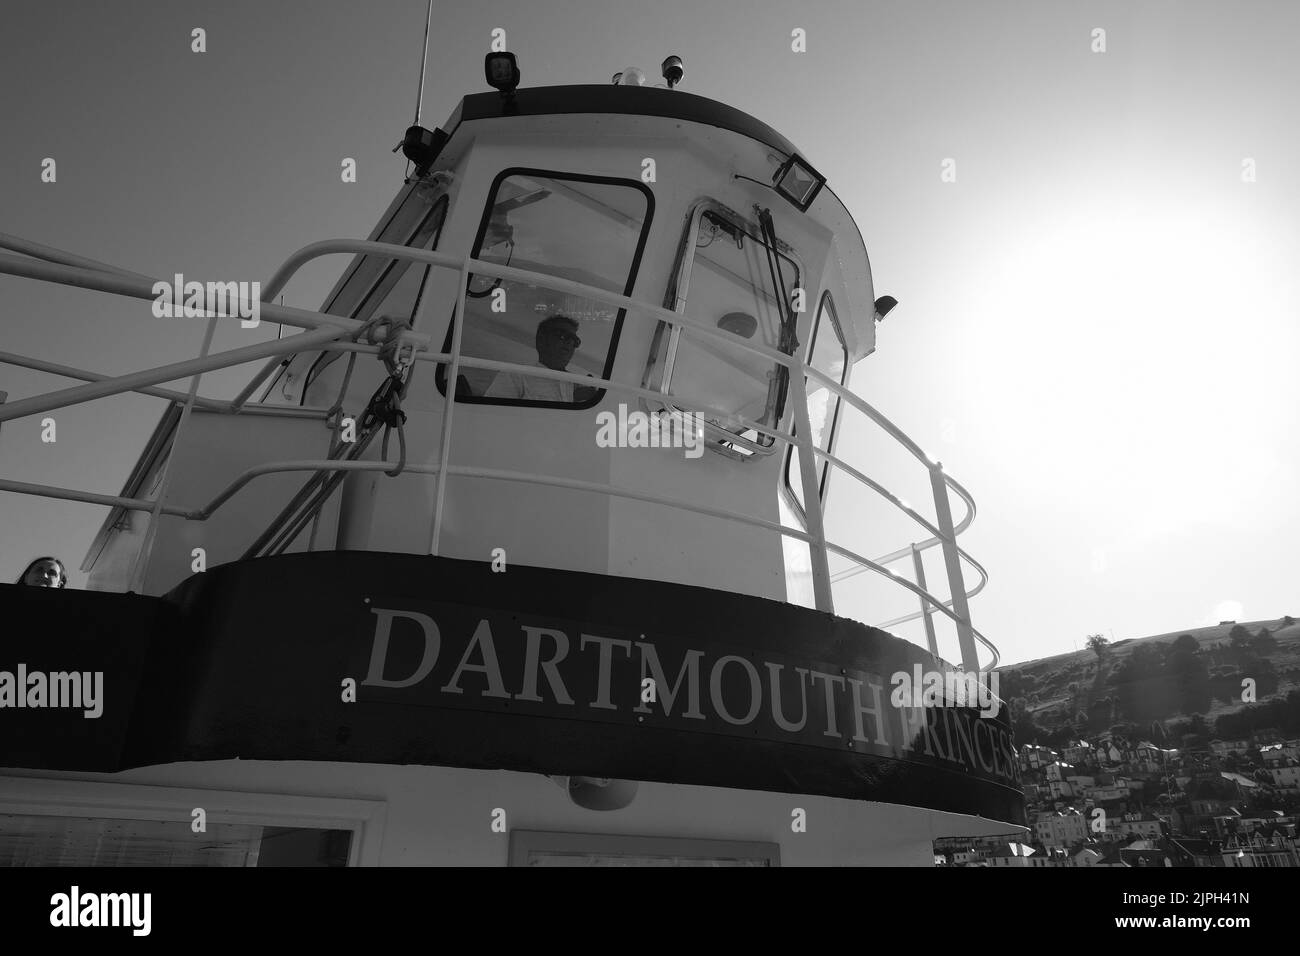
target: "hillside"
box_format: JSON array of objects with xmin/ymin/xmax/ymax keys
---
[{"xmin": 997, "ymin": 617, "xmax": 1300, "ymax": 744}]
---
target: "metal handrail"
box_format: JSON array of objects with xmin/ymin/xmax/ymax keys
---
[
  {"xmin": 207, "ymin": 238, "xmax": 984, "ymax": 596},
  {"xmin": 0, "ymin": 454, "xmax": 996, "ymax": 670},
  {"xmin": 0, "ymin": 235, "xmax": 996, "ymax": 671}
]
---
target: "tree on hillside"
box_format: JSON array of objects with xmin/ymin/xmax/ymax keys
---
[
  {"xmin": 1010, "ymin": 700, "xmax": 1040, "ymax": 745},
  {"xmin": 1229, "ymin": 625, "xmax": 1253, "ymax": 654},
  {"xmin": 1086, "ymin": 633, "xmax": 1110, "ymax": 660},
  {"xmin": 1167, "ymin": 636, "xmax": 1212, "ymax": 714},
  {"xmin": 1253, "ymin": 628, "xmax": 1278, "ymax": 653},
  {"xmin": 1115, "ymin": 644, "xmax": 1168, "ymax": 722}
]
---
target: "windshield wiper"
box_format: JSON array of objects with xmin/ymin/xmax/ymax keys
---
[{"xmin": 757, "ymin": 206, "xmax": 799, "ymax": 427}]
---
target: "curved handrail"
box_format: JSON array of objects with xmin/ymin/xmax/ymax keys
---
[
  {"xmin": 0, "ymin": 235, "xmax": 997, "ymax": 671},
  {"xmin": 24, "ymin": 450, "xmax": 993, "ymax": 670},
  {"xmin": 240, "ymin": 239, "xmax": 980, "ymax": 554}
]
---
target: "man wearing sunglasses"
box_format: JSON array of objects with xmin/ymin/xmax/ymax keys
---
[{"xmin": 485, "ymin": 314, "xmax": 596, "ymax": 403}]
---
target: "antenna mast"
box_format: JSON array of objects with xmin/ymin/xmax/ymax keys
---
[
  {"xmin": 414, "ymin": 0, "xmax": 434, "ymax": 125},
  {"xmin": 394, "ymin": 0, "xmax": 446, "ymax": 177}
]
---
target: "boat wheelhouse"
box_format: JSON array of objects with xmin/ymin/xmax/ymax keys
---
[{"xmin": 0, "ymin": 57, "xmax": 1022, "ymax": 866}]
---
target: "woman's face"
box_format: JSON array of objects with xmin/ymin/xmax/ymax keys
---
[{"xmin": 22, "ymin": 560, "xmax": 63, "ymax": 588}]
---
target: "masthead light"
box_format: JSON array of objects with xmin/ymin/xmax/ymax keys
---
[
  {"xmin": 772, "ymin": 153, "xmax": 826, "ymax": 212},
  {"xmin": 661, "ymin": 55, "xmax": 684, "ymax": 88},
  {"xmin": 484, "ymin": 52, "xmax": 520, "ymax": 94}
]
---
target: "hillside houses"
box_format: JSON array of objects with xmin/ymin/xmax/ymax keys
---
[{"xmin": 938, "ymin": 731, "xmax": 1300, "ymax": 866}]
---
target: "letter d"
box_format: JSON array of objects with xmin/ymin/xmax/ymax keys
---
[{"xmin": 362, "ymin": 608, "xmax": 441, "ymax": 688}]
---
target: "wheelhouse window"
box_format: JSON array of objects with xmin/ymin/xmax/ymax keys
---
[
  {"xmin": 340, "ymin": 194, "xmax": 450, "ymax": 330},
  {"xmin": 647, "ymin": 204, "xmax": 801, "ymax": 456},
  {"xmin": 784, "ymin": 292, "xmax": 848, "ymax": 514},
  {"xmin": 438, "ymin": 170, "xmax": 654, "ymax": 408},
  {"xmin": 274, "ymin": 187, "xmax": 449, "ymax": 403}
]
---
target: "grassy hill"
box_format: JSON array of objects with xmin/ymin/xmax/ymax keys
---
[{"xmin": 998, "ymin": 617, "xmax": 1300, "ymax": 743}]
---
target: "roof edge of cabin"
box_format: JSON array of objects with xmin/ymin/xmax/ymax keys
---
[{"xmin": 448, "ymin": 85, "xmax": 802, "ymax": 160}]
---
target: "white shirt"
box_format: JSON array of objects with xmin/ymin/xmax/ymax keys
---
[{"xmin": 484, "ymin": 362, "xmax": 590, "ymax": 403}]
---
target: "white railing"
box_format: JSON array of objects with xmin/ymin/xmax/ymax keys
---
[{"xmin": 0, "ymin": 231, "xmax": 997, "ymax": 671}]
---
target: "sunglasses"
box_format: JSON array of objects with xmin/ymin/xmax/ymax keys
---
[{"xmin": 547, "ymin": 329, "xmax": 581, "ymax": 347}]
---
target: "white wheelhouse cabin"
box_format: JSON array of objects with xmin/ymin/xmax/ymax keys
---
[{"xmin": 0, "ymin": 70, "xmax": 1021, "ymax": 866}]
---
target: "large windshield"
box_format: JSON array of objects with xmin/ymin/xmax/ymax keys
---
[
  {"xmin": 649, "ymin": 205, "xmax": 800, "ymax": 452},
  {"xmin": 439, "ymin": 171, "xmax": 653, "ymax": 407}
]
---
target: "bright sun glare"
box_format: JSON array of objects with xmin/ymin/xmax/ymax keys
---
[{"xmin": 962, "ymin": 188, "xmax": 1294, "ymax": 548}]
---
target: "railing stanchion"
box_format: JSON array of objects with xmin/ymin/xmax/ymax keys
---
[
  {"xmin": 127, "ymin": 314, "xmax": 219, "ymax": 594},
  {"xmin": 910, "ymin": 543, "xmax": 939, "ymax": 659},
  {"xmin": 929, "ymin": 462, "xmax": 979, "ymax": 671},
  {"xmin": 429, "ymin": 258, "xmax": 470, "ymax": 556},
  {"xmin": 789, "ymin": 376, "xmax": 833, "ymax": 614}
]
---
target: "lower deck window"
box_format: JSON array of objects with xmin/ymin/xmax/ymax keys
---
[
  {"xmin": 0, "ymin": 814, "xmax": 352, "ymax": 867},
  {"xmin": 509, "ymin": 830, "xmax": 779, "ymax": 866},
  {"xmin": 0, "ymin": 779, "xmax": 381, "ymax": 867}
]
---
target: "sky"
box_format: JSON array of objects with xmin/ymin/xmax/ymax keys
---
[{"xmin": 1, "ymin": 0, "xmax": 1297, "ymax": 667}]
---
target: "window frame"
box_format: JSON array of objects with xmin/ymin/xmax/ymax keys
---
[
  {"xmin": 435, "ymin": 167, "xmax": 656, "ymax": 411},
  {"xmin": 266, "ymin": 190, "xmax": 451, "ymax": 406},
  {"xmin": 0, "ymin": 776, "xmax": 387, "ymax": 867},
  {"xmin": 646, "ymin": 198, "xmax": 806, "ymax": 460},
  {"xmin": 508, "ymin": 829, "xmax": 780, "ymax": 866},
  {"xmin": 781, "ymin": 290, "xmax": 850, "ymax": 524}
]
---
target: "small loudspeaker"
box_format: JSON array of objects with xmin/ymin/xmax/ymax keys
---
[
  {"xmin": 549, "ymin": 775, "xmax": 639, "ymax": 810},
  {"xmin": 718, "ymin": 311, "xmax": 757, "ymax": 338}
]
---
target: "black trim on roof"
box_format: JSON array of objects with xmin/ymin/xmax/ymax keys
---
[{"xmin": 450, "ymin": 85, "xmax": 801, "ymax": 158}]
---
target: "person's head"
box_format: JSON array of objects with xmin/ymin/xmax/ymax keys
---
[
  {"xmin": 18, "ymin": 556, "xmax": 67, "ymax": 588},
  {"xmin": 535, "ymin": 314, "xmax": 581, "ymax": 371}
]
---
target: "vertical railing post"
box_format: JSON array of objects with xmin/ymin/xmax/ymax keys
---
[
  {"xmin": 788, "ymin": 369, "xmax": 834, "ymax": 614},
  {"xmin": 429, "ymin": 257, "xmax": 471, "ymax": 556},
  {"xmin": 929, "ymin": 462, "xmax": 979, "ymax": 672},
  {"xmin": 127, "ymin": 314, "xmax": 219, "ymax": 594},
  {"xmin": 910, "ymin": 542, "xmax": 940, "ymax": 659}
]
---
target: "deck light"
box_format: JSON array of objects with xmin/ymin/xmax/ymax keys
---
[
  {"xmin": 398, "ymin": 125, "xmax": 448, "ymax": 176},
  {"xmin": 484, "ymin": 52, "xmax": 520, "ymax": 94},
  {"xmin": 772, "ymin": 154, "xmax": 825, "ymax": 212},
  {"xmin": 661, "ymin": 55, "xmax": 684, "ymax": 88},
  {"xmin": 874, "ymin": 295, "xmax": 898, "ymax": 321}
]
